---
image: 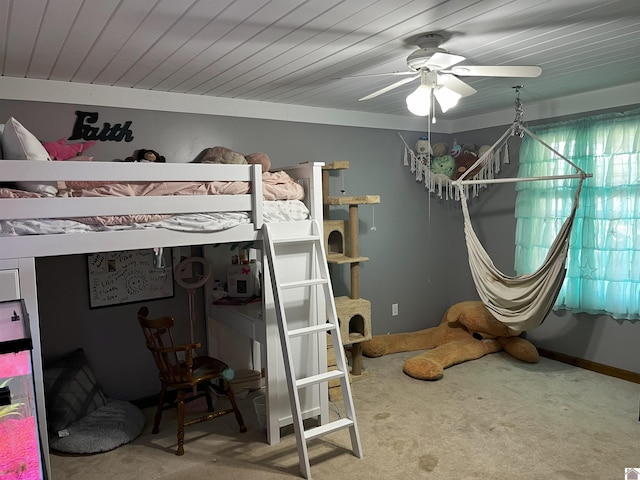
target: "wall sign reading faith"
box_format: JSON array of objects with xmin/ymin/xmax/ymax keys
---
[{"xmin": 68, "ymin": 111, "xmax": 135, "ymax": 142}]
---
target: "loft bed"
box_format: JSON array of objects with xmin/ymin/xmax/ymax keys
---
[
  {"xmin": 0, "ymin": 159, "xmax": 326, "ymax": 478},
  {"xmin": 1, "ymin": 160, "xmax": 323, "ymax": 257}
]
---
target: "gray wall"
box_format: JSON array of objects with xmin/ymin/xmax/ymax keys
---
[{"xmin": 1, "ymin": 99, "xmax": 637, "ymax": 402}]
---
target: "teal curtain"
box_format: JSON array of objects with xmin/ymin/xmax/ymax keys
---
[{"xmin": 515, "ymin": 109, "xmax": 640, "ymax": 319}]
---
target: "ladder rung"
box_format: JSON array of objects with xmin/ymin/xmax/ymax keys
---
[
  {"xmin": 296, "ymin": 370, "xmax": 345, "ymax": 389},
  {"xmin": 271, "ymin": 235, "xmax": 321, "ymax": 244},
  {"xmin": 288, "ymin": 323, "xmax": 337, "ymax": 338},
  {"xmin": 304, "ymin": 418, "xmax": 354, "ymax": 441},
  {"xmin": 281, "ymin": 278, "xmax": 328, "ymax": 289}
]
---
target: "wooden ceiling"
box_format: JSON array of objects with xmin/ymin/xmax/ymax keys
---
[{"xmin": 2, "ymin": 0, "xmax": 640, "ymax": 121}]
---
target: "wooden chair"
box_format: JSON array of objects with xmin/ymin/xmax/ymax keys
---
[{"xmin": 137, "ymin": 306, "xmax": 247, "ymax": 455}]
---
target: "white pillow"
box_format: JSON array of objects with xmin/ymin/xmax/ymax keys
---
[{"xmin": 2, "ymin": 117, "xmax": 57, "ymax": 196}]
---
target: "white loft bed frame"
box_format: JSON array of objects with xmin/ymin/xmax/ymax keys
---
[{"xmin": 0, "ymin": 159, "xmax": 325, "ymax": 479}]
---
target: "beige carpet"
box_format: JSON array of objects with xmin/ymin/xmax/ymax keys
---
[{"xmin": 50, "ymin": 352, "xmax": 640, "ymax": 479}]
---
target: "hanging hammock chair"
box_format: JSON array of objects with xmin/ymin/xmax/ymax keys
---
[{"xmin": 453, "ymin": 122, "xmax": 590, "ymax": 333}]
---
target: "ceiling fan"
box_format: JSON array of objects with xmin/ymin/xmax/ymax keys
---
[{"xmin": 357, "ymin": 33, "xmax": 542, "ymax": 116}]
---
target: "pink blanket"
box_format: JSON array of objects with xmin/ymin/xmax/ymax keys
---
[
  {"xmin": 62, "ymin": 170, "xmax": 304, "ymax": 201},
  {"xmin": 1, "ymin": 170, "xmax": 304, "ymax": 226}
]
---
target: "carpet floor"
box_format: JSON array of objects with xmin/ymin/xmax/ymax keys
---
[{"xmin": 50, "ymin": 352, "xmax": 640, "ymax": 479}]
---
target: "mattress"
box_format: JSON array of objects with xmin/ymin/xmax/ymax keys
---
[{"xmin": 0, "ymin": 199, "xmax": 310, "ymax": 236}]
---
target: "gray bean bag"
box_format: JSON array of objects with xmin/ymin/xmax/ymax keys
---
[{"xmin": 44, "ymin": 349, "xmax": 145, "ymax": 454}]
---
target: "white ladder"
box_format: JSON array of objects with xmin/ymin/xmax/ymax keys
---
[{"xmin": 262, "ymin": 220, "xmax": 363, "ymax": 479}]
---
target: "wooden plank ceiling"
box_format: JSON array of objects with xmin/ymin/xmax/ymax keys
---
[{"xmin": 1, "ymin": 0, "xmax": 639, "ymax": 120}]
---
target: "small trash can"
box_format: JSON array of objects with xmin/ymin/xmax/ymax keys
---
[{"xmin": 253, "ymin": 394, "xmax": 266, "ymax": 430}]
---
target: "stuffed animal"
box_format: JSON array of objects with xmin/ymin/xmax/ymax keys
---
[
  {"xmin": 201, "ymin": 146, "xmax": 246, "ymax": 164},
  {"xmin": 415, "ymin": 136, "xmax": 432, "ymax": 155},
  {"xmin": 431, "ymin": 142, "xmax": 448, "ymax": 157},
  {"xmin": 125, "ymin": 149, "xmax": 166, "ymax": 163},
  {"xmin": 452, "ymin": 151, "xmax": 482, "ymax": 180},
  {"xmin": 245, "ymin": 152, "xmax": 271, "ymax": 172},
  {"xmin": 199, "ymin": 146, "xmax": 271, "ymax": 171},
  {"xmin": 462, "ymin": 143, "xmax": 478, "ymax": 156},
  {"xmin": 450, "ymin": 141, "xmax": 462, "ymax": 159},
  {"xmin": 361, "ymin": 301, "xmax": 539, "ymax": 380},
  {"xmin": 429, "ymin": 154, "xmax": 456, "ymax": 179},
  {"xmin": 42, "ymin": 138, "xmax": 96, "ymax": 160},
  {"xmin": 477, "ymin": 144, "xmax": 492, "ymax": 160}
]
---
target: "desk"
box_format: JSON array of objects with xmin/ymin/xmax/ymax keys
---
[
  {"xmin": 207, "ymin": 301, "xmax": 263, "ymax": 378},
  {"xmin": 205, "ymin": 287, "xmax": 328, "ymax": 445}
]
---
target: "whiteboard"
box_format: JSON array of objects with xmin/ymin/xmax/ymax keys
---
[{"xmin": 87, "ymin": 249, "xmax": 173, "ymax": 308}]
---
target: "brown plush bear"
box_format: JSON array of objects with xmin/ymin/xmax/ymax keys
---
[
  {"xmin": 452, "ymin": 151, "xmax": 482, "ymax": 180},
  {"xmin": 362, "ymin": 301, "xmax": 539, "ymax": 380}
]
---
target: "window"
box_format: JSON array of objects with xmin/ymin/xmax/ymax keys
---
[{"xmin": 514, "ymin": 110, "xmax": 640, "ymax": 319}]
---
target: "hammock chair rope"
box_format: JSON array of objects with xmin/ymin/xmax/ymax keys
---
[{"xmin": 453, "ymin": 120, "xmax": 591, "ymax": 332}]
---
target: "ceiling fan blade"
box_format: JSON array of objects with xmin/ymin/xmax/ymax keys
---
[
  {"xmin": 337, "ymin": 71, "xmax": 416, "ymax": 79},
  {"xmin": 358, "ymin": 74, "xmax": 420, "ymax": 101},
  {"xmin": 437, "ymin": 74, "xmax": 477, "ymax": 97},
  {"xmin": 424, "ymin": 52, "xmax": 465, "ymax": 70},
  {"xmin": 407, "ymin": 50, "xmax": 465, "ymax": 70},
  {"xmin": 444, "ymin": 65, "xmax": 542, "ymax": 78}
]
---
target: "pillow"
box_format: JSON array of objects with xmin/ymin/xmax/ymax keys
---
[
  {"xmin": 43, "ymin": 348, "xmax": 109, "ymax": 436},
  {"xmin": 1, "ymin": 117, "xmax": 57, "ymax": 196}
]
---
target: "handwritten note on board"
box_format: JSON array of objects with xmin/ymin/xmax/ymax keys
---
[{"xmin": 87, "ymin": 249, "xmax": 173, "ymax": 308}]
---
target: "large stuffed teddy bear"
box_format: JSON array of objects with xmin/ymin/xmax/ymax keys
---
[
  {"xmin": 362, "ymin": 301, "xmax": 539, "ymax": 380},
  {"xmin": 198, "ymin": 146, "xmax": 271, "ymax": 172}
]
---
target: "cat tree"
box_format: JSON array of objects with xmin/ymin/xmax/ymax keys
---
[{"xmin": 322, "ymin": 161, "xmax": 379, "ymax": 399}]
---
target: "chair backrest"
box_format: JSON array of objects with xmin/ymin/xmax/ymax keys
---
[{"xmin": 137, "ymin": 306, "xmax": 192, "ymax": 385}]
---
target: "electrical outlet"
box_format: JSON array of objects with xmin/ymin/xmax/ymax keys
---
[
  {"xmin": 176, "ymin": 351, "xmax": 185, "ymax": 362},
  {"xmin": 392, "ymin": 303, "xmax": 398, "ymax": 316}
]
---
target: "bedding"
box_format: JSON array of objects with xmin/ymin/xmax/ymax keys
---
[
  {"xmin": 0, "ymin": 169, "xmax": 307, "ymax": 232},
  {"xmin": 60, "ymin": 169, "xmax": 303, "ymax": 201},
  {"xmin": 0, "ymin": 200, "xmax": 309, "ymax": 235}
]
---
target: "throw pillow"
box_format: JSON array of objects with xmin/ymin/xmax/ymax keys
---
[{"xmin": 1, "ymin": 117, "xmax": 57, "ymax": 196}]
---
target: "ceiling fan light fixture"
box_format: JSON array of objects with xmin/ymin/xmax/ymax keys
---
[
  {"xmin": 434, "ymin": 86, "xmax": 461, "ymax": 113},
  {"xmin": 406, "ymin": 84, "xmax": 432, "ymax": 116}
]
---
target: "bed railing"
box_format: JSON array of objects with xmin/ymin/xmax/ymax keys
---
[{"xmin": 1, "ymin": 160, "xmax": 263, "ymax": 225}]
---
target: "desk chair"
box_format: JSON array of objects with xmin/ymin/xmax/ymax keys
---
[{"xmin": 138, "ymin": 306, "xmax": 247, "ymax": 455}]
